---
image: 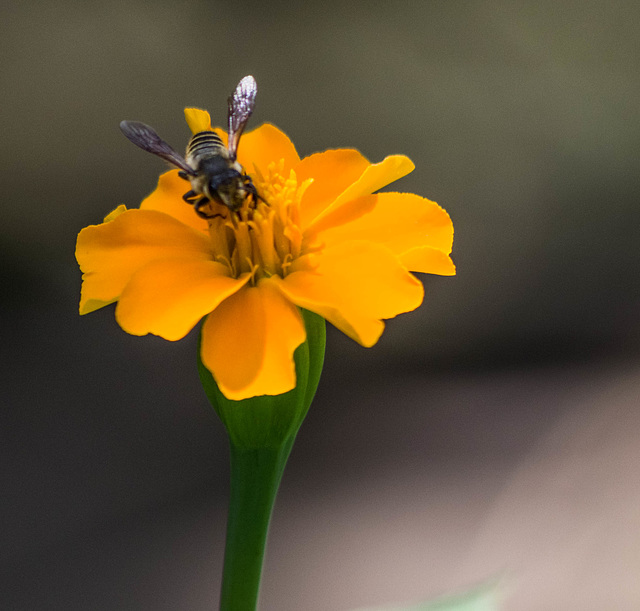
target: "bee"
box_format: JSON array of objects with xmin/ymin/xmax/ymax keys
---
[{"xmin": 120, "ymin": 75, "xmax": 259, "ymax": 219}]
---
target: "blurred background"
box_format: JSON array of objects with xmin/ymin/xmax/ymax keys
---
[{"xmin": 1, "ymin": 1, "xmax": 639, "ymax": 609}]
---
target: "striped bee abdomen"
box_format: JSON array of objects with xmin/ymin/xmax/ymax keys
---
[{"xmin": 186, "ymin": 131, "xmax": 226, "ymax": 165}]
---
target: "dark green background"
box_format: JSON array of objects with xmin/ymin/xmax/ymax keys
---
[{"xmin": 2, "ymin": 2, "xmax": 639, "ymax": 609}]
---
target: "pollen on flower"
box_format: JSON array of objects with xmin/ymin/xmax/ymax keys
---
[{"xmin": 208, "ymin": 159, "xmax": 313, "ymax": 284}]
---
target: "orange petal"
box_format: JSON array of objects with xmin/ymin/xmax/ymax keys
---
[
  {"xmin": 305, "ymin": 155, "xmax": 415, "ymax": 232},
  {"xmin": 235, "ymin": 123, "xmax": 300, "ymax": 178},
  {"xmin": 115, "ymin": 260, "xmax": 250, "ymax": 341},
  {"xmin": 104, "ymin": 204, "xmax": 127, "ymax": 222},
  {"xmin": 184, "ymin": 108, "xmax": 212, "ymax": 134},
  {"xmin": 200, "ymin": 280, "xmax": 306, "ymax": 400},
  {"xmin": 273, "ymin": 240, "xmax": 424, "ymax": 347},
  {"xmin": 302, "ymin": 194, "xmax": 378, "ymax": 246},
  {"xmin": 140, "ymin": 170, "xmax": 209, "ymax": 233},
  {"xmin": 295, "ymin": 149, "xmax": 370, "ymax": 230},
  {"xmin": 76, "ymin": 209, "xmax": 212, "ymax": 315},
  {"xmin": 314, "ymin": 192, "xmax": 454, "ymax": 271},
  {"xmin": 400, "ymin": 246, "xmax": 456, "ymax": 276}
]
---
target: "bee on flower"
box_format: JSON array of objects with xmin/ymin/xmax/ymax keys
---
[{"xmin": 76, "ymin": 76, "xmax": 455, "ymax": 401}]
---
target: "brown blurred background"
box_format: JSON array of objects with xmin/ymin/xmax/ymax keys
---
[{"xmin": 1, "ymin": 1, "xmax": 639, "ymax": 609}]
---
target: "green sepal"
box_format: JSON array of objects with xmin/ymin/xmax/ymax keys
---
[
  {"xmin": 197, "ymin": 307, "xmax": 326, "ymax": 449},
  {"xmin": 198, "ymin": 308, "xmax": 326, "ymax": 609}
]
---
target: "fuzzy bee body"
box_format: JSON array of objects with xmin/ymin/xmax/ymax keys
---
[
  {"xmin": 183, "ymin": 130, "xmax": 254, "ymax": 213},
  {"xmin": 120, "ymin": 75, "xmax": 259, "ymax": 218}
]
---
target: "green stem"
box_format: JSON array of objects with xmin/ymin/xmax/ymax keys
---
[
  {"xmin": 219, "ymin": 441, "xmax": 293, "ymax": 610},
  {"xmin": 199, "ymin": 310, "xmax": 326, "ymax": 609}
]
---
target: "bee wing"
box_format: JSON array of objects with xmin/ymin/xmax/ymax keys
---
[
  {"xmin": 227, "ymin": 75, "xmax": 257, "ymax": 161},
  {"xmin": 120, "ymin": 120, "xmax": 196, "ymax": 175}
]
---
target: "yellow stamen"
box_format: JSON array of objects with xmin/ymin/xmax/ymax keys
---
[
  {"xmin": 204, "ymin": 159, "xmax": 309, "ymax": 282},
  {"xmin": 234, "ymin": 218, "xmax": 253, "ymax": 276}
]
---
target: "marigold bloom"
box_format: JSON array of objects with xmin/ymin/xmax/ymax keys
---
[{"xmin": 76, "ymin": 109, "xmax": 454, "ymax": 400}]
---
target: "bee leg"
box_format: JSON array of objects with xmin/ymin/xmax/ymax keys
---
[
  {"xmin": 183, "ymin": 190, "xmax": 199, "ymax": 205},
  {"xmin": 184, "ymin": 192, "xmax": 215, "ymax": 219},
  {"xmin": 178, "ymin": 171, "xmax": 190, "ymax": 181},
  {"xmin": 244, "ymin": 178, "xmax": 264, "ymax": 205},
  {"xmin": 194, "ymin": 197, "xmax": 220, "ymax": 220}
]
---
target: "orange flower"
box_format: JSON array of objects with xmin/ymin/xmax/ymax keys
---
[{"xmin": 76, "ymin": 109, "xmax": 454, "ymax": 400}]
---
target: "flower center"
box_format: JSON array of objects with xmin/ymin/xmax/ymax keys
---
[{"xmin": 207, "ymin": 160, "xmax": 312, "ymax": 282}]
